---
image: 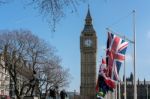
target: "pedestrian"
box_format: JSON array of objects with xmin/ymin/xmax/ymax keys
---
[
  {"xmin": 60, "ymin": 89, "xmax": 67, "ymax": 99},
  {"xmin": 50, "ymin": 88, "xmax": 56, "ymax": 99}
]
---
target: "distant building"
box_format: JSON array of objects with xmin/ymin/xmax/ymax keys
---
[
  {"xmin": 0, "ymin": 56, "xmax": 10, "ymax": 95},
  {"xmin": 117, "ymin": 73, "xmax": 150, "ymax": 99},
  {"xmin": 0, "ymin": 54, "xmax": 34, "ymax": 98}
]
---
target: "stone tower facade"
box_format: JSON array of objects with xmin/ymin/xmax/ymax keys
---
[{"xmin": 80, "ymin": 9, "xmax": 97, "ymax": 99}]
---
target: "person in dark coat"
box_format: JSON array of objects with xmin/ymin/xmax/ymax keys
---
[
  {"xmin": 60, "ymin": 90, "xmax": 67, "ymax": 99},
  {"xmin": 50, "ymin": 89, "xmax": 56, "ymax": 99}
]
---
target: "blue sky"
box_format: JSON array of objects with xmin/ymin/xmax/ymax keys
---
[{"xmin": 0, "ymin": 0, "xmax": 150, "ymax": 92}]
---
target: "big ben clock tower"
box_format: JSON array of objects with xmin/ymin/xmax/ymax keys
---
[{"xmin": 80, "ymin": 8, "xmax": 97, "ymax": 99}]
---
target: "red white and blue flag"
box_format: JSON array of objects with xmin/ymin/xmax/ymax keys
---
[
  {"xmin": 106, "ymin": 32, "xmax": 128, "ymax": 81},
  {"xmin": 96, "ymin": 58, "xmax": 116, "ymax": 98},
  {"xmin": 99, "ymin": 58, "xmax": 107, "ymax": 76}
]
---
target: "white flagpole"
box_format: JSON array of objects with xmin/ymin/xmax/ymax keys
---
[
  {"xmin": 133, "ymin": 10, "xmax": 137, "ymax": 99},
  {"xmin": 116, "ymin": 84, "xmax": 118, "ymax": 99},
  {"xmin": 124, "ymin": 56, "xmax": 126, "ymax": 99},
  {"xmin": 111, "ymin": 62, "xmax": 115, "ymax": 99},
  {"xmin": 118, "ymin": 81, "xmax": 121, "ymax": 99}
]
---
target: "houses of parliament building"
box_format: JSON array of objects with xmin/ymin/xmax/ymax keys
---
[{"xmin": 117, "ymin": 73, "xmax": 150, "ymax": 99}]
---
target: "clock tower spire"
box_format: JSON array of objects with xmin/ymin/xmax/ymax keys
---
[
  {"xmin": 80, "ymin": 8, "xmax": 97, "ymax": 99},
  {"xmin": 85, "ymin": 6, "xmax": 92, "ymax": 25}
]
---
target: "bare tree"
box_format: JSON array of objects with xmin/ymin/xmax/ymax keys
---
[
  {"xmin": 39, "ymin": 56, "xmax": 70, "ymax": 98},
  {"xmin": 27, "ymin": 0, "xmax": 85, "ymax": 31},
  {"xmin": 0, "ymin": 30, "xmax": 70, "ymax": 99},
  {"xmin": 0, "ymin": 0, "xmax": 85, "ymax": 31}
]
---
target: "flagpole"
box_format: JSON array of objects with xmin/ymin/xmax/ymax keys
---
[
  {"xmin": 111, "ymin": 62, "xmax": 115, "ymax": 99},
  {"xmin": 118, "ymin": 81, "xmax": 121, "ymax": 99},
  {"xmin": 116, "ymin": 84, "xmax": 118, "ymax": 99},
  {"xmin": 133, "ymin": 10, "xmax": 137, "ymax": 99},
  {"xmin": 124, "ymin": 56, "xmax": 126, "ymax": 99}
]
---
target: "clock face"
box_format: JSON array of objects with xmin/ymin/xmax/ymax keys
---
[{"xmin": 84, "ymin": 39, "xmax": 92, "ymax": 47}]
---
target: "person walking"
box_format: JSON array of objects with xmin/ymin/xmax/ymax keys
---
[
  {"xmin": 60, "ymin": 90, "xmax": 67, "ymax": 99},
  {"xmin": 50, "ymin": 88, "xmax": 56, "ymax": 99}
]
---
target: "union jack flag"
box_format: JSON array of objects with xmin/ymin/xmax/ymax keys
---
[
  {"xmin": 96, "ymin": 58, "xmax": 114, "ymax": 98},
  {"xmin": 99, "ymin": 58, "xmax": 107, "ymax": 76},
  {"xmin": 96, "ymin": 58, "xmax": 116, "ymax": 98},
  {"xmin": 106, "ymin": 32, "xmax": 128, "ymax": 81}
]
